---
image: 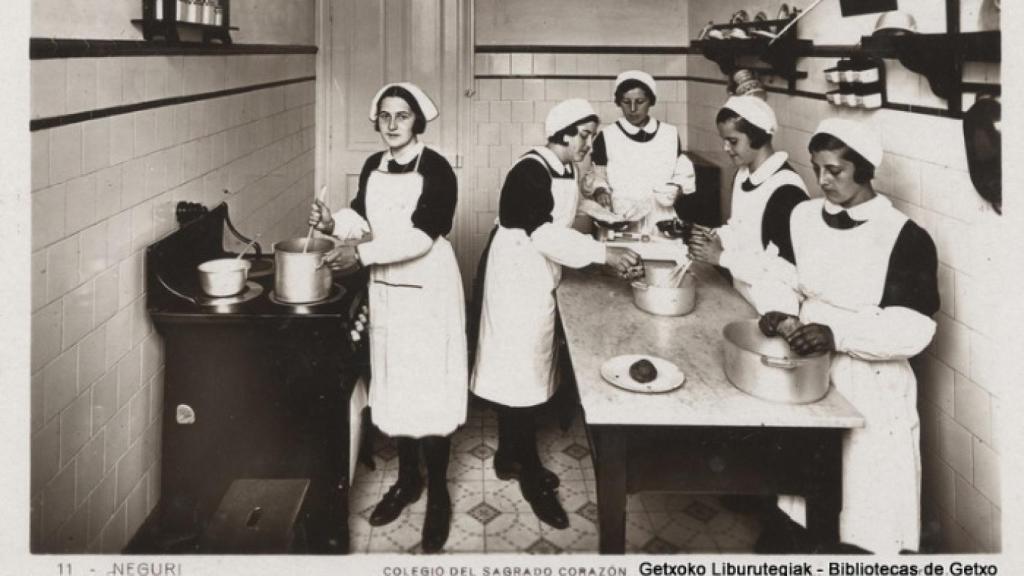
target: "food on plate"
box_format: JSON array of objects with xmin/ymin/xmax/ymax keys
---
[{"xmin": 629, "ymin": 358, "xmax": 658, "ymax": 383}]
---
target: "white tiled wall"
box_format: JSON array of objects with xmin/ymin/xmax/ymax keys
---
[
  {"xmin": 30, "ymin": 53, "xmax": 317, "ymax": 553},
  {"xmin": 684, "ymin": 52, "xmax": 1002, "ymax": 553}
]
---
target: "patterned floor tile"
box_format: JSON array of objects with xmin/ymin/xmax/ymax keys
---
[
  {"xmin": 624, "ymin": 512, "xmax": 657, "ymax": 553},
  {"xmin": 647, "ymin": 511, "xmax": 704, "ymax": 550},
  {"xmin": 642, "ymin": 536, "xmax": 682, "ymax": 554},
  {"xmin": 445, "ymin": 512, "xmax": 487, "ymax": 554},
  {"xmin": 684, "ymin": 498, "xmax": 720, "ymax": 522},
  {"xmin": 555, "ymin": 480, "xmax": 593, "ymax": 520},
  {"xmin": 483, "ymin": 512, "xmax": 543, "ymax": 553},
  {"xmin": 348, "ymin": 515, "xmax": 374, "ymax": 554},
  {"xmin": 467, "ymin": 501, "xmax": 502, "ymax": 526},
  {"xmin": 367, "ymin": 512, "xmax": 423, "ymax": 553},
  {"xmin": 525, "ymin": 537, "xmax": 563, "ymax": 554},
  {"xmin": 449, "ymin": 478, "xmax": 486, "ymax": 512},
  {"xmin": 449, "ymin": 450, "xmax": 486, "ymax": 481},
  {"xmin": 483, "ymin": 478, "xmax": 534, "ymax": 513},
  {"xmin": 349, "ymin": 481, "xmax": 383, "ymax": 515},
  {"xmin": 539, "ymin": 515, "xmax": 599, "ymax": 553},
  {"xmin": 681, "ymin": 533, "xmax": 721, "ymax": 553},
  {"xmin": 574, "ymin": 501, "xmax": 599, "ymax": 525},
  {"xmin": 561, "ymin": 441, "xmax": 590, "ymax": 461}
]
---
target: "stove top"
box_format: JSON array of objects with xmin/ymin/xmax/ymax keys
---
[{"xmin": 146, "ymin": 202, "xmax": 368, "ymax": 323}]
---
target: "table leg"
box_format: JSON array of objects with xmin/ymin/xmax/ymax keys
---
[
  {"xmin": 591, "ymin": 426, "xmax": 627, "ymax": 554},
  {"xmin": 804, "ymin": 430, "xmax": 842, "ymax": 547}
]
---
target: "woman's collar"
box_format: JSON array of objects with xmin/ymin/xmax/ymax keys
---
[
  {"xmin": 745, "ymin": 151, "xmax": 788, "ymax": 185},
  {"xmin": 616, "ymin": 117, "xmax": 658, "ymax": 135},
  {"xmin": 533, "ymin": 145, "xmax": 568, "ymax": 175},
  {"xmin": 823, "ymin": 193, "xmax": 891, "ymax": 220},
  {"xmin": 384, "ymin": 140, "xmax": 424, "ymax": 165}
]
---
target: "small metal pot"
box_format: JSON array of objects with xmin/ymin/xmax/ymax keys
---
[
  {"xmin": 630, "ymin": 272, "xmax": 696, "ymax": 316},
  {"xmin": 197, "ymin": 258, "xmax": 251, "ymax": 297},
  {"xmin": 273, "ymin": 237, "xmax": 335, "ymax": 303},
  {"xmin": 722, "ymin": 320, "xmax": 830, "ymax": 404}
]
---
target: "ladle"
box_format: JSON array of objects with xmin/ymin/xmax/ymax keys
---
[{"xmin": 303, "ymin": 185, "xmax": 329, "ymax": 254}]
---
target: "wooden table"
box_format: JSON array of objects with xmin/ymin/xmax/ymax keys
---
[{"xmin": 557, "ymin": 264, "xmax": 864, "ymax": 554}]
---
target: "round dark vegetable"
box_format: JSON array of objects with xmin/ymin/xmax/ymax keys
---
[{"xmin": 629, "ymin": 359, "xmax": 658, "ymax": 383}]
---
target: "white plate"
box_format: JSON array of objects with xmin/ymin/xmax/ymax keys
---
[{"xmin": 600, "ymin": 354, "xmax": 685, "ymax": 394}]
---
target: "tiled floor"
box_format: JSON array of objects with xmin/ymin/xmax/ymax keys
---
[{"xmin": 350, "ymin": 401, "xmax": 763, "ymax": 554}]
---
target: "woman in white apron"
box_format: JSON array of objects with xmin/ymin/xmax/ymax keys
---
[
  {"xmin": 688, "ymin": 95, "xmax": 809, "ymax": 316},
  {"xmin": 472, "ymin": 99, "xmax": 641, "ymax": 529},
  {"xmin": 759, "ymin": 118, "xmax": 939, "ymax": 554},
  {"xmin": 584, "ymin": 70, "xmax": 696, "ymax": 234},
  {"xmin": 308, "ymin": 83, "xmax": 467, "ymax": 553}
]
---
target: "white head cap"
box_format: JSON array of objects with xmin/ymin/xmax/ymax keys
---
[
  {"xmin": 545, "ymin": 98, "xmax": 598, "ymax": 138},
  {"xmin": 814, "ymin": 118, "xmax": 884, "ymax": 167},
  {"xmin": 368, "ymin": 82, "xmax": 439, "ymax": 123},
  {"xmin": 721, "ymin": 95, "xmax": 778, "ymax": 134},
  {"xmin": 615, "ymin": 70, "xmax": 657, "ymax": 98}
]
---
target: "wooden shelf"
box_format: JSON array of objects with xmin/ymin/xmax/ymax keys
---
[
  {"xmin": 860, "ymin": 31, "xmax": 1000, "ymax": 106},
  {"xmin": 690, "ymin": 16, "xmax": 811, "ymax": 89}
]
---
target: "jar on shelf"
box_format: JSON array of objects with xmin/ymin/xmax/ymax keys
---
[
  {"xmin": 202, "ymin": 0, "xmax": 217, "ymax": 25},
  {"xmin": 177, "ymin": 0, "xmax": 187, "ymax": 21},
  {"xmin": 184, "ymin": 0, "xmax": 200, "ymax": 23},
  {"xmin": 214, "ymin": 5, "xmax": 225, "ymax": 26},
  {"xmin": 155, "ymin": 0, "xmax": 163, "ymax": 19}
]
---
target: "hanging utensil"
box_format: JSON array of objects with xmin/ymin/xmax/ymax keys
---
[
  {"xmin": 234, "ymin": 233, "xmax": 262, "ymax": 261},
  {"xmin": 769, "ymin": 0, "xmax": 825, "ymax": 46},
  {"xmin": 303, "ymin": 185, "xmax": 329, "ymax": 254}
]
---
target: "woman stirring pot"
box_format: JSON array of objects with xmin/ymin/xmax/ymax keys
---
[
  {"xmin": 758, "ymin": 119, "xmax": 940, "ymax": 554},
  {"xmin": 308, "ymin": 82, "xmax": 467, "ymax": 553}
]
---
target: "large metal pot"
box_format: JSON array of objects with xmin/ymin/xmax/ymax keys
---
[
  {"xmin": 273, "ymin": 237, "xmax": 335, "ymax": 303},
  {"xmin": 722, "ymin": 320, "xmax": 830, "ymax": 404}
]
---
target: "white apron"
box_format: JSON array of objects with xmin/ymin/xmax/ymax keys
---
[
  {"xmin": 603, "ymin": 121, "xmax": 680, "ymax": 234},
  {"xmin": 363, "ymin": 156, "xmax": 468, "ymax": 438},
  {"xmin": 471, "ymin": 155, "xmax": 580, "ymax": 407},
  {"xmin": 719, "ymin": 164, "xmax": 806, "ymax": 314},
  {"xmin": 779, "ymin": 198, "xmax": 922, "ymax": 554}
]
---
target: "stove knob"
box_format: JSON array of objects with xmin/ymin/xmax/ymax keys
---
[
  {"xmin": 358, "ymin": 313, "xmax": 368, "ymax": 323},
  {"xmin": 350, "ymin": 329, "xmax": 361, "ymax": 342},
  {"xmin": 355, "ymin": 321, "xmax": 365, "ymax": 332},
  {"xmin": 360, "ymin": 304, "xmax": 369, "ymax": 315}
]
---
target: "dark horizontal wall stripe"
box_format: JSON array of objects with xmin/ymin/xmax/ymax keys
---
[
  {"xmin": 30, "ymin": 75, "xmax": 315, "ymax": 131},
  {"xmin": 31, "ymin": 37, "xmax": 317, "ymax": 59},
  {"xmin": 476, "ymin": 45, "xmax": 692, "ymax": 54},
  {"xmin": 474, "ymin": 72, "xmax": 967, "ymax": 119},
  {"xmin": 475, "ymin": 74, "xmax": 695, "ymax": 81}
]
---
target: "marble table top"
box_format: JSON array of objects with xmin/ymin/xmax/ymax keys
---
[{"xmin": 557, "ymin": 264, "xmax": 865, "ymax": 429}]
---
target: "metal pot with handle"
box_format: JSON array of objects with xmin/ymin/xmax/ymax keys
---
[
  {"xmin": 272, "ymin": 237, "xmax": 335, "ymax": 303},
  {"xmin": 722, "ymin": 320, "xmax": 830, "ymax": 404}
]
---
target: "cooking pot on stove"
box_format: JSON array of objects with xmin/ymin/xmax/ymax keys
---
[
  {"xmin": 273, "ymin": 237, "xmax": 335, "ymax": 303},
  {"xmin": 722, "ymin": 320, "xmax": 830, "ymax": 404},
  {"xmin": 197, "ymin": 258, "xmax": 252, "ymax": 297}
]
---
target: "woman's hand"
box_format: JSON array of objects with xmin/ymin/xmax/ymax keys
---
[
  {"xmin": 759, "ymin": 311, "xmax": 797, "ymax": 337},
  {"xmin": 323, "ymin": 244, "xmax": 361, "ymax": 274},
  {"xmin": 687, "ymin": 227, "xmax": 723, "ymax": 265},
  {"xmin": 309, "ymin": 199, "xmax": 335, "ymax": 234},
  {"xmin": 785, "ymin": 323, "xmax": 835, "ymax": 356},
  {"xmin": 593, "ymin": 187, "xmax": 613, "ymax": 209},
  {"xmin": 606, "ymin": 247, "xmax": 642, "ymax": 278}
]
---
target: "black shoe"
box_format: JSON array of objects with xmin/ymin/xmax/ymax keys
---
[
  {"xmin": 493, "ymin": 451, "xmax": 560, "ymax": 490},
  {"xmin": 520, "ymin": 479, "xmax": 569, "ymax": 529},
  {"xmin": 369, "ymin": 480, "xmax": 423, "ymax": 527},
  {"xmin": 421, "ymin": 494, "xmax": 452, "ymax": 554}
]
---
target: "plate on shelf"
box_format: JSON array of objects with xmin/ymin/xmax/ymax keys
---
[{"xmin": 600, "ymin": 354, "xmax": 685, "ymax": 394}]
